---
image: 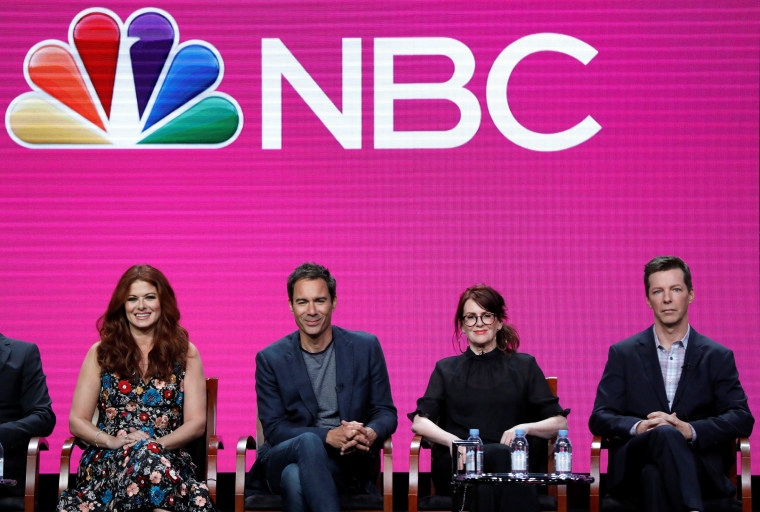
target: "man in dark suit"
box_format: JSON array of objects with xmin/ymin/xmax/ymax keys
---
[
  {"xmin": 0, "ymin": 334, "xmax": 56, "ymax": 497},
  {"xmin": 589, "ymin": 256, "xmax": 753, "ymax": 512},
  {"xmin": 247, "ymin": 263, "xmax": 397, "ymax": 512}
]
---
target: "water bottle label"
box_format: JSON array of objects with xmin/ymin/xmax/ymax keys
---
[
  {"xmin": 555, "ymin": 452, "xmax": 572, "ymax": 473},
  {"xmin": 511, "ymin": 452, "xmax": 527, "ymax": 472},
  {"xmin": 466, "ymin": 449, "xmax": 475, "ymax": 473}
]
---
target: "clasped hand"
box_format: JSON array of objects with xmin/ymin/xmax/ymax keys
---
[
  {"xmin": 110, "ymin": 427, "xmax": 156, "ymax": 449},
  {"xmin": 636, "ymin": 411, "xmax": 692, "ymax": 440},
  {"xmin": 327, "ymin": 420, "xmax": 377, "ymax": 455}
]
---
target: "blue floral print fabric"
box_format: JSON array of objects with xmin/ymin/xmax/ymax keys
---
[{"xmin": 57, "ymin": 366, "xmax": 216, "ymax": 512}]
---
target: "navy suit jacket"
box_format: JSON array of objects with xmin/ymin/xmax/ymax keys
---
[
  {"xmin": 254, "ymin": 326, "xmax": 397, "ymax": 460},
  {"xmin": 589, "ymin": 326, "xmax": 753, "ymax": 495},
  {"xmin": 0, "ymin": 334, "xmax": 56, "ymax": 490}
]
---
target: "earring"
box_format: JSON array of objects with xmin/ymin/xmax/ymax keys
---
[{"xmin": 458, "ymin": 332, "xmax": 467, "ymax": 353}]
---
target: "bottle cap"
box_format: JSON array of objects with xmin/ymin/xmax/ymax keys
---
[
  {"xmin": 515, "ymin": 428, "xmax": 525, "ymax": 436},
  {"xmin": 469, "ymin": 428, "xmax": 479, "ymax": 436},
  {"xmin": 558, "ymin": 430, "xmax": 568, "ymax": 436}
]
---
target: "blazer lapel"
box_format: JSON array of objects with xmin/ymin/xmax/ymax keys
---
[
  {"xmin": 0, "ymin": 335, "xmax": 11, "ymax": 374},
  {"xmin": 671, "ymin": 329, "xmax": 705, "ymax": 410},
  {"xmin": 284, "ymin": 333, "xmax": 320, "ymax": 421},
  {"xmin": 333, "ymin": 328, "xmax": 354, "ymax": 419},
  {"xmin": 636, "ymin": 330, "xmax": 670, "ymax": 412}
]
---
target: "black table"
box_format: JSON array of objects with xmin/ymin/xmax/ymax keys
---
[{"xmin": 450, "ymin": 472, "xmax": 594, "ymax": 512}]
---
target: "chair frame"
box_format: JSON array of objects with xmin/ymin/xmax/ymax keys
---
[
  {"xmin": 58, "ymin": 377, "xmax": 221, "ymax": 502},
  {"xmin": 408, "ymin": 376, "xmax": 566, "ymax": 512},
  {"xmin": 19, "ymin": 436, "xmax": 49, "ymax": 512},
  {"xmin": 589, "ymin": 435, "xmax": 751, "ymax": 512},
  {"xmin": 0, "ymin": 436, "xmax": 48, "ymax": 512},
  {"xmin": 234, "ymin": 416, "xmax": 393, "ymax": 512}
]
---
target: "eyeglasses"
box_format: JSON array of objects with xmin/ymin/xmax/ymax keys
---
[{"xmin": 462, "ymin": 313, "xmax": 496, "ymax": 327}]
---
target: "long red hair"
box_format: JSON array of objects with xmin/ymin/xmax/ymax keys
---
[{"xmin": 96, "ymin": 265, "xmax": 188, "ymax": 382}]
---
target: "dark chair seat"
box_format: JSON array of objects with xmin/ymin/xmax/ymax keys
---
[
  {"xmin": 599, "ymin": 494, "xmax": 742, "ymax": 512},
  {"xmin": 417, "ymin": 495, "xmax": 452, "ymax": 511},
  {"xmin": 415, "ymin": 493, "xmax": 558, "ymax": 511},
  {"xmin": 244, "ymin": 492, "xmax": 384, "ymax": 510},
  {"xmin": 0, "ymin": 496, "xmax": 24, "ymax": 512},
  {"xmin": 590, "ymin": 436, "xmax": 751, "ymax": 512}
]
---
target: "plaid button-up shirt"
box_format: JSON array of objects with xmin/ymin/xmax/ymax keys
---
[{"xmin": 654, "ymin": 325, "xmax": 690, "ymax": 410}]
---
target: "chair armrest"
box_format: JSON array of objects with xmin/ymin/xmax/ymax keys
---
[
  {"xmin": 589, "ymin": 435, "xmax": 603, "ymax": 512},
  {"xmin": 408, "ymin": 434, "xmax": 423, "ymax": 512},
  {"xmin": 739, "ymin": 437, "xmax": 751, "ymax": 512},
  {"xmin": 382, "ymin": 437, "xmax": 393, "ymax": 512},
  {"xmin": 24, "ymin": 436, "xmax": 49, "ymax": 512},
  {"xmin": 235, "ymin": 435, "xmax": 257, "ymax": 512},
  {"xmin": 58, "ymin": 437, "xmax": 77, "ymax": 496},
  {"xmin": 206, "ymin": 434, "xmax": 222, "ymax": 502}
]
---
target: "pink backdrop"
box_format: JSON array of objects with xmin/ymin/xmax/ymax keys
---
[{"xmin": 1, "ymin": 0, "xmax": 758, "ymax": 475}]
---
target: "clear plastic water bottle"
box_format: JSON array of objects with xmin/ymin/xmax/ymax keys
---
[
  {"xmin": 510, "ymin": 428, "xmax": 529, "ymax": 477},
  {"xmin": 465, "ymin": 428, "xmax": 484, "ymax": 476},
  {"xmin": 0, "ymin": 441, "xmax": 4, "ymax": 480},
  {"xmin": 554, "ymin": 429, "xmax": 572, "ymax": 476}
]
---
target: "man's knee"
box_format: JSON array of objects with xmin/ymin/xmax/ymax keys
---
[
  {"xmin": 647, "ymin": 425, "xmax": 686, "ymax": 449},
  {"xmin": 293, "ymin": 432, "xmax": 326, "ymax": 455}
]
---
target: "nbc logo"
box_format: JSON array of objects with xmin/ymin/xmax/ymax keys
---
[{"xmin": 5, "ymin": 7, "xmax": 243, "ymax": 148}]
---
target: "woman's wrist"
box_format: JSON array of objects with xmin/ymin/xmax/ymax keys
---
[{"xmin": 93, "ymin": 430, "xmax": 106, "ymax": 448}]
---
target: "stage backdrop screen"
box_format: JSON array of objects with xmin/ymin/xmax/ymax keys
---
[{"xmin": 1, "ymin": 1, "xmax": 758, "ymax": 474}]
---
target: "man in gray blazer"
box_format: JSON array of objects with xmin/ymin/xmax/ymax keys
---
[
  {"xmin": 589, "ymin": 257, "xmax": 753, "ymax": 512},
  {"xmin": 247, "ymin": 263, "xmax": 397, "ymax": 512},
  {"xmin": 0, "ymin": 334, "xmax": 56, "ymax": 497}
]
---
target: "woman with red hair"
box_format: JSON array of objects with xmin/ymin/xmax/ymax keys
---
[{"xmin": 58, "ymin": 265, "xmax": 216, "ymax": 512}]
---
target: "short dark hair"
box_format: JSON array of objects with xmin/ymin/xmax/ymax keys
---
[
  {"xmin": 644, "ymin": 256, "xmax": 692, "ymax": 295},
  {"xmin": 287, "ymin": 262, "xmax": 337, "ymax": 302}
]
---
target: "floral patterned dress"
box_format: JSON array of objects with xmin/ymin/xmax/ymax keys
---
[{"xmin": 57, "ymin": 366, "xmax": 217, "ymax": 512}]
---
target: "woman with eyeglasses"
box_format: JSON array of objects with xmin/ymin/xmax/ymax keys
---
[{"xmin": 409, "ymin": 284, "xmax": 568, "ymax": 512}]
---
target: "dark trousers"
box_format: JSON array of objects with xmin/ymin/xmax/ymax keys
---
[
  {"xmin": 612, "ymin": 425, "xmax": 716, "ymax": 512},
  {"xmin": 261, "ymin": 432, "xmax": 376, "ymax": 512},
  {"xmin": 433, "ymin": 443, "xmax": 540, "ymax": 512}
]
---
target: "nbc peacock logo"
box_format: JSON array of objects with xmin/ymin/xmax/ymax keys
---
[{"xmin": 5, "ymin": 7, "xmax": 243, "ymax": 148}]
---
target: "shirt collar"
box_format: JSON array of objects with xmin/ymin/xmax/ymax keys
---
[{"xmin": 653, "ymin": 324, "xmax": 690, "ymax": 350}]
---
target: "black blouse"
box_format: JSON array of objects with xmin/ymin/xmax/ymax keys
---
[{"xmin": 408, "ymin": 349, "xmax": 568, "ymax": 450}]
